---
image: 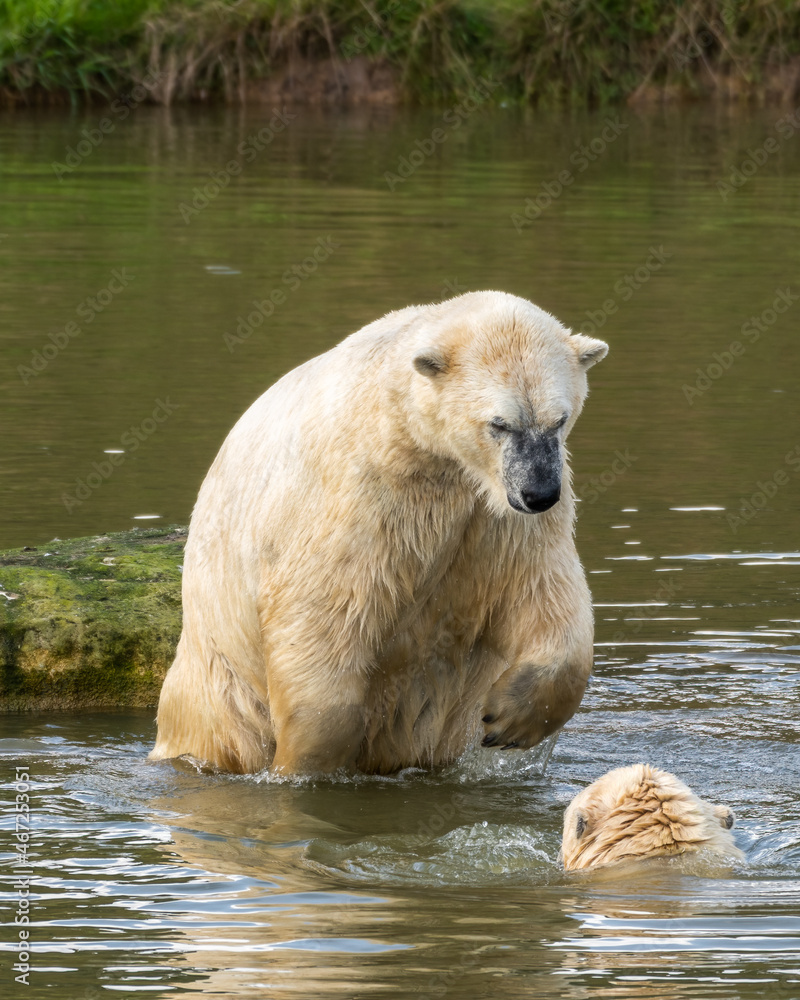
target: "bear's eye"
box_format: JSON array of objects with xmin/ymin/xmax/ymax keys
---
[
  {"xmin": 575, "ymin": 813, "xmax": 587, "ymax": 838},
  {"xmin": 489, "ymin": 418, "xmax": 512, "ymax": 434},
  {"xmin": 555, "ymin": 413, "xmax": 569, "ymax": 430}
]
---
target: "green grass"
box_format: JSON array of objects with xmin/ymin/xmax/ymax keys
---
[{"xmin": 2, "ymin": 0, "xmax": 800, "ymax": 106}]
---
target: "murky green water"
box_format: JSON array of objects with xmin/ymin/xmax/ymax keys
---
[{"xmin": 2, "ymin": 104, "xmax": 800, "ymax": 997}]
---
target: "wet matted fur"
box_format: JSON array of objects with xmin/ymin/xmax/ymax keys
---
[{"xmin": 562, "ymin": 764, "xmax": 743, "ymax": 870}]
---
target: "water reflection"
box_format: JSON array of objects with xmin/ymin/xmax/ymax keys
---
[
  {"xmin": 2, "ymin": 104, "xmax": 800, "ymax": 549},
  {"xmin": 1, "ymin": 689, "xmax": 799, "ymax": 999}
]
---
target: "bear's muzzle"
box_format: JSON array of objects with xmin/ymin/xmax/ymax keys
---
[{"xmin": 503, "ymin": 430, "xmax": 562, "ymax": 514}]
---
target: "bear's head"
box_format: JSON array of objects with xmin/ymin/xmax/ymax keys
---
[
  {"xmin": 406, "ymin": 291, "xmax": 607, "ymax": 517},
  {"xmin": 561, "ymin": 764, "xmax": 741, "ymax": 871}
]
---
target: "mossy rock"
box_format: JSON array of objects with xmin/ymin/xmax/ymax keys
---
[{"xmin": 0, "ymin": 526, "xmax": 186, "ymax": 711}]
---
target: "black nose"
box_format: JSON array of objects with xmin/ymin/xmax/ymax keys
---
[{"xmin": 521, "ymin": 488, "xmax": 561, "ymax": 513}]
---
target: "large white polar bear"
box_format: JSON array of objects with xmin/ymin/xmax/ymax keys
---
[{"xmin": 151, "ymin": 291, "xmax": 608, "ymax": 775}]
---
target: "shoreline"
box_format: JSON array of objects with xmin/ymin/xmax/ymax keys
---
[{"xmin": 3, "ymin": 2, "xmax": 800, "ymax": 110}]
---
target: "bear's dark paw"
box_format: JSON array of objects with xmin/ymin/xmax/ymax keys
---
[
  {"xmin": 480, "ymin": 731, "xmax": 521, "ymax": 749},
  {"xmin": 480, "ymin": 662, "xmax": 585, "ymax": 751},
  {"xmin": 481, "ymin": 727, "xmax": 537, "ymax": 750},
  {"xmin": 484, "ymin": 736, "xmax": 519, "ymax": 750}
]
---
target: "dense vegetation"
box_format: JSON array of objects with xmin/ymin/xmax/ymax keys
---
[{"xmin": 2, "ymin": 0, "xmax": 800, "ymax": 106}]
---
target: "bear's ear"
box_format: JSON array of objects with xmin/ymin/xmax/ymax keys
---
[
  {"xmin": 574, "ymin": 811, "xmax": 589, "ymax": 839},
  {"xmin": 571, "ymin": 335, "xmax": 609, "ymax": 370},
  {"xmin": 413, "ymin": 350, "xmax": 448, "ymax": 378},
  {"xmin": 714, "ymin": 805, "xmax": 735, "ymax": 830}
]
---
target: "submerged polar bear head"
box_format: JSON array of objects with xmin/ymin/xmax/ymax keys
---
[
  {"xmin": 406, "ymin": 291, "xmax": 607, "ymax": 516},
  {"xmin": 562, "ymin": 764, "xmax": 742, "ymax": 871}
]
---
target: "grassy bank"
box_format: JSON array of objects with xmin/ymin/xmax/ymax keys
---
[{"xmin": 2, "ymin": 0, "xmax": 800, "ymax": 107}]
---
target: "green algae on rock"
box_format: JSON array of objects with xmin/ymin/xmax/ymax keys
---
[{"xmin": 0, "ymin": 526, "xmax": 186, "ymax": 711}]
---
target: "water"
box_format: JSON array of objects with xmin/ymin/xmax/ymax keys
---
[{"xmin": 1, "ymin": 103, "xmax": 800, "ymax": 998}]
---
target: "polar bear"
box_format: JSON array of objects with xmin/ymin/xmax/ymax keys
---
[
  {"xmin": 150, "ymin": 291, "xmax": 607, "ymax": 775},
  {"xmin": 562, "ymin": 764, "xmax": 743, "ymax": 870}
]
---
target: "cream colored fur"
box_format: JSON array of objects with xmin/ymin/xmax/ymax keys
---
[
  {"xmin": 562, "ymin": 764, "xmax": 743, "ymax": 870},
  {"xmin": 150, "ymin": 291, "xmax": 607, "ymax": 775}
]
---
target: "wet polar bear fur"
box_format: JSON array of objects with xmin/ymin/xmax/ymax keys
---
[
  {"xmin": 562, "ymin": 764, "xmax": 743, "ymax": 870},
  {"xmin": 150, "ymin": 291, "xmax": 608, "ymax": 776}
]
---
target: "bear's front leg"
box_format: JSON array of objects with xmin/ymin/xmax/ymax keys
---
[
  {"xmin": 480, "ymin": 552, "xmax": 595, "ymax": 750},
  {"xmin": 268, "ymin": 667, "xmax": 369, "ymax": 776},
  {"xmin": 480, "ymin": 660, "xmax": 589, "ymax": 750}
]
